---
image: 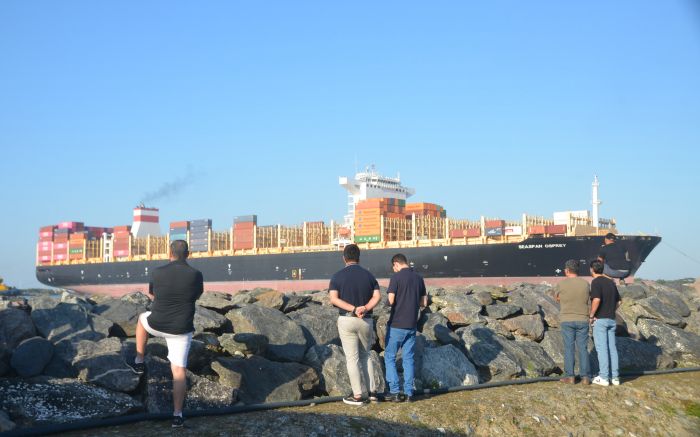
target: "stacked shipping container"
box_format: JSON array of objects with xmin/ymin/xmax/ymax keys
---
[
  {"xmin": 113, "ymin": 225, "xmax": 131, "ymax": 258},
  {"xmin": 189, "ymin": 219, "xmax": 212, "ymax": 252},
  {"xmin": 405, "ymin": 202, "xmax": 446, "ymax": 219},
  {"xmin": 233, "ymin": 215, "xmax": 256, "ymax": 250},
  {"xmin": 169, "ymin": 221, "xmax": 189, "ymax": 243},
  {"xmin": 37, "ymin": 225, "xmax": 55, "ymax": 264},
  {"xmin": 354, "ymin": 198, "xmax": 405, "ymax": 243}
]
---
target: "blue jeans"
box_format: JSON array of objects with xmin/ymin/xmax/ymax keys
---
[
  {"xmin": 593, "ymin": 318, "xmax": 619, "ymax": 380},
  {"xmin": 384, "ymin": 327, "xmax": 416, "ymax": 396},
  {"xmin": 560, "ymin": 321, "xmax": 590, "ymax": 378}
]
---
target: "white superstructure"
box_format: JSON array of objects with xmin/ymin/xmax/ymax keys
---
[
  {"xmin": 131, "ymin": 205, "xmax": 161, "ymax": 238},
  {"xmin": 339, "ymin": 165, "xmax": 415, "ymax": 228},
  {"xmin": 591, "ymin": 175, "xmax": 601, "ymax": 229}
]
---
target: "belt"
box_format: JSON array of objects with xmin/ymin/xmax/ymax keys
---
[{"xmin": 338, "ymin": 309, "xmax": 372, "ymax": 317}]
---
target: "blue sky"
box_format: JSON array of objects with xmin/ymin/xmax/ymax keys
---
[{"xmin": 1, "ymin": 1, "xmax": 699, "ymax": 288}]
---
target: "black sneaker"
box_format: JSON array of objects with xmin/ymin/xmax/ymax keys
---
[
  {"xmin": 405, "ymin": 395, "xmax": 414, "ymax": 403},
  {"xmin": 128, "ymin": 360, "xmax": 145, "ymax": 375},
  {"xmin": 368, "ymin": 392, "xmax": 380, "ymax": 403},
  {"xmin": 342, "ymin": 395, "xmax": 366, "ymax": 406},
  {"xmin": 384, "ymin": 393, "xmax": 405, "ymax": 403},
  {"xmin": 172, "ymin": 415, "xmax": 184, "ymax": 428}
]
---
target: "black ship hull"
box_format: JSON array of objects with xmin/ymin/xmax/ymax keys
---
[{"xmin": 36, "ymin": 235, "xmax": 661, "ymax": 295}]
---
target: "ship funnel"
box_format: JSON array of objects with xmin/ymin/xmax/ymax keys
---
[{"xmin": 132, "ymin": 206, "xmax": 161, "ymax": 237}]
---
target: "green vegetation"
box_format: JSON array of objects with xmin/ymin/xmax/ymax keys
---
[{"xmin": 683, "ymin": 401, "xmax": 700, "ymax": 419}]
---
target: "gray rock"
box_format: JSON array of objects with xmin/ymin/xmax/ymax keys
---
[
  {"xmin": 483, "ymin": 318, "xmax": 515, "ymax": 340},
  {"xmin": 615, "ymin": 304, "xmax": 642, "ymax": 339},
  {"xmin": 10, "ymin": 337, "xmax": 54, "ymax": 377},
  {"xmin": 253, "ymin": 290, "xmax": 288, "ymax": 311},
  {"xmin": 506, "ymin": 290, "xmax": 540, "ymax": 315},
  {"xmin": 375, "ymin": 311, "xmax": 391, "ymax": 350},
  {"xmin": 219, "ymin": 333, "xmax": 268, "ymax": 357},
  {"xmin": 501, "ymin": 339, "xmax": 557, "ymax": 377},
  {"xmin": 457, "ymin": 325, "xmax": 522, "ymax": 381},
  {"xmin": 60, "ymin": 291, "xmax": 94, "ymax": 311},
  {"xmin": 0, "ymin": 410, "xmax": 15, "ymax": 432},
  {"xmin": 540, "ymin": 328, "xmax": 565, "ymax": 366},
  {"xmin": 420, "ymin": 344, "xmax": 479, "ymax": 388},
  {"xmin": 282, "ymin": 294, "xmax": 312, "ymax": 313},
  {"xmin": 230, "ymin": 290, "xmax": 257, "ymax": 306},
  {"xmin": 194, "ymin": 332, "xmax": 220, "ymax": 347},
  {"xmin": 474, "ymin": 291, "xmax": 494, "ymax": 306},
  {"xmin": 684, "ymin": 312, "xmax": 700, "ymax": 337},
  {"xmin": 637, "ymin": 319, "xmax": 700, "ymax": 366},
  {"xmin": 0, "ymin": 376, "xmax": 141, "ymax": 425},
  {"xmin": 501, "ymin": 314, "xmax": 545, "ymax": 341},
  {"xmin": 436, "ymin": 295, "xmax": 484, "ymax": 327},
  {"xmin": 26, "ymin": 295, "xmax": 61, "ymax": 311},
  {"xmin": 91, "ymin": 299, "xmax": 146, "ymax": 337},
  {"xmin": 120, "ymin": 291, "xmax": 152, "ymax": 308},
  {"xmin": 484, "ymin": 304, "xmax": 522, "ymax": 320},
  {"xmin": 227, "ymin": 305, "xmax": 307, "ymax": 362},
  {"xmin": 467, "ymin": 285, "xmax": 508, "ymax": 300},
  {"xmin": 145, "ymin": 356, "xmax": 236, "ymax": 413},
  {"xmin": 618, "ymin": 284, "xmax": 648, "ymax": 300},
  {"xmin": 72, "ymin": 337, "xmax": 140, "ymax": 393},
  {"xmin": 212, "ymin": 356, "xmax": 319, "ymax": 404},
  {"xmin": 31, "ymin": 302, "xmax": 111, "ymax": 343},
  {"xmin": 420, "ymin": 312, "xmax": 461, "ymax": 346},
  {"xmin": 197, "ymin": 291, "xmax": 237, "ymax": 314},
  {"xmin": 589, "ymin": 337, "xmax": 674, "ymax": 373},
  {"xmin": 288, "ymin": 305, "xmax": 341, "ymax": 347},
  {"xmin": 0, "ymin": 347, "xmax": 10, "ymax": 376},
  {"xmin": 120, "ymin": 337, "xmax": 210, "ymax": 373},
  {"xmin": 655, "ymin": 290, "xmax": 691, "ymax": 318},
  {"xmin": 638, "ymin": 296, "xmax": 685, "ymax": 327},
  {"xmin": 0, "ymin": 307, "xmax": 36, "ymax": 350},
  {"xmin": 303, "ymin": 344, "xmax": 385, "ymax": 396},
  {"xmin": 308, "ymin": 291, "xmax": 331, "ymax": 306},
  {"xmin": 194, "ymin": 305, "xmax": 231, "ymax": 334}
]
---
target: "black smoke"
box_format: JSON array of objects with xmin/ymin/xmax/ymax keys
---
[{"xmin": 140, "ymin": 168, "xmax": 203, "ymax": 204}]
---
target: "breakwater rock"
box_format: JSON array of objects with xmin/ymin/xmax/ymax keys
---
[{"xmin": 1, "ymin": 278, "xmax": 699, "ymax": 431}]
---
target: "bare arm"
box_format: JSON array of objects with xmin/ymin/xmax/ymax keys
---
[
  {"xmin": 590, "ymin": 297, "xmax": 601, "ymax": 321},
  {"xmin": 388, "ymin": 292, "xmax": 395, "ymax": 306},
  {"xmin": 365, "ymin": 289, "xmax": 381, "ymax": 311},
  {"xmin": 421, "ymin": 295, "xmax": 428, "ymax": 308}
]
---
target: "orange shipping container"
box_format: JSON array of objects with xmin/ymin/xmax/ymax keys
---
[{"xmin": 528, "ymin": 225, "xmax": 546, "ymax": 234}]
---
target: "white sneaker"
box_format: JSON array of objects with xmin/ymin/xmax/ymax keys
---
[
  {"xmin": 592, "ymin": 376, "xmax": 610, "ymax": 386},
  {"xmin": 611, "ymin": 378, "xmax": 621, "ymax": 386}
]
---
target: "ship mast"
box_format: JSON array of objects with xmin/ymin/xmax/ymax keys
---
[{"xmin": 592, "ymin": 175, "xmax": 601, "ymax": 230}]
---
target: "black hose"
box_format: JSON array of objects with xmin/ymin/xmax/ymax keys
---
[{"xmin": 4, "ymin": 367, "xmax": 699, "ymax": 437}]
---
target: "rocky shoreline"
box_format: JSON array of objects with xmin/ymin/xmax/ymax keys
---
[{"xmin": 1, "ymin": 279, "xmax": 699, "ymax": 432}]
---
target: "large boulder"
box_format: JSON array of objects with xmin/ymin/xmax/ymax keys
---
[
  {"xmin": 484, "ymin": 304, "xmax": 522, "ymax": 320},
  {"xmin": 637, "ymin": 319, "xmax": 700, "ymax": 366},
  {"xmin": 684, "ymin": 312, "xmax": 700, "ymax": 337},
  {"xmin": 434, "ymin": 294, "xmax": 484, "ymax": 327},
  {"xmin": 230, "ymin": 290, "xmax": 257, "ymax": 306},
  {"xmin": 419, "ymin": 344, "xmax": 479, "ymax": 388},
  {"xmin": 194, "ymin": 305, "xmax": 231, "ymax": 334},
  {"xmin": 473, "ymin": 291, "xmax": 494, "ymax": 306},
  {"xmin": 637, "ymin": 296, "xmax": 686, "ymax": 327},
  {"xmin": 287, "ymin": 305, "xmax": 340, "ymax": 347},
  {"xmin": 219, "ymin": 333, "xmax": 268, "ymax": 357},
  {"xmin": 72, "ymin": 337, "xmax": 140, "ymax": 393},
  {"xmin": 197, "ymin": 291, "xmax": 237, "ymax": 314},
  {"xmin": 618, "ymin": 284, "xmax": 648, "ymax": 300},
  {"xmin": 501, "ymin": 314, "xmax": 545, "ymax": 341},
  {"xmin": 419, "ymin": 312, "xmax": 461, "ymax": 346},
  {"xmin": 226, "ymin": 305, "xmax": 307, "ymax": 362},
  {"xmin": 0, "ymin": 308, "xmax": 36, "ymax": 350},
  {"xmin": 506, "ymin": 289, "xmax": 540, "ymax": 315},
  {"xmin": 31, "ymin": 302, "xmax": 112, "ymax": 343},
  {"xmin": 539, "ymin": 327, "xmax": 594, "ymax": 374},
  {"xmin": 120, "ymin": 291, "xmax": 152, "ymax": 308},
  {"xmin": 466, "ymin": 284, "xmax": 508, "ymax": 300},
  {"xmin": 10, "ymin": 337, "xmax": 54, "ymax": 378},
  {"xmin": 253, "ymin": 290, "xmax": 287, "ymax": 311},
  {"xmin": 212, "ymin": 356, "xmax": 319, "ymax": 404},
  {"xmin": 655, "ymin": 290, "xmax": 691, "ymax": 318},
  {"xmin": 145, "ymin": 356, "xmax": 236, "ymax": 413},
  {"xmin": 0, "ymin": 376, "xmax": 141, "ymax": 425},
  {"xmin": 120, "ymin": 337, "xmax": 210, "ymax": 373},
  {"xmin": 500, "ymin": 339, "xmax": 557, "ymax": 377},
  {"xmin": 281, "ymin": 294, "xmax": 312, "ymax": 313},
  {"xmin": 589, "ymin": 337, "xmax": 674, "ymax": 373},
  {"xmin": 303, "ymin": 344, "xmax": 385, "ymax": 396},
  {"xmin": 457, "ymin": 325, "xmax": 522, "ymax": 381},
  {"xmin": 91, "ymin": 299, "xmax": 146, "ymax": 337},
  {"xmin": 483, "ymin": 319, "xmax": 515, "ymax": 340},
  {"xmin": 374, "ymin": 311, "xmax": 391, "ymax": 350}
]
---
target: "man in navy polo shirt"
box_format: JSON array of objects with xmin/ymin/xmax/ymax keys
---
[{"xmin": 384, "ymin": 253, "xmax": 427, "ymax": 402}]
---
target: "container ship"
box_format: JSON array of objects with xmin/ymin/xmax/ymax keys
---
[{"xmin": 35, "ymin": 169, "xmax": 660, "ymax": 296}]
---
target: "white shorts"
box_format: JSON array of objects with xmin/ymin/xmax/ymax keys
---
[{"xmin": 139, "ymin": 311, "xmax": 193, "ymax": 368}]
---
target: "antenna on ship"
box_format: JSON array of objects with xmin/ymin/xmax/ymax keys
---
[{"xmin": 592, "ymin": 175, "xmax": 601, "ymax": 230}]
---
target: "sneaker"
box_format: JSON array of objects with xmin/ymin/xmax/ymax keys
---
[
  {"xmin": 342, "ymin": 395, "xmax": 366, "ymax": 406},
  {"xmin": 559, "ymin": 377, "xmax": 575, "ymax": 384},
  {"xmin": 384, "ymin": 393, "xmax": 405, "ymax": 403},
  {"xmin": 591, "ymin": 376, "xmax": 609, "ymax": 387},
  {"xmin": 128, "ymin": 360, "xmax": 145, "ymax": 375},
  {"xmin": 368, "ymin": 392, "xmax": 380, "ymax": 403},
  {"xmin": 171, "ymin": 415, "xmax": 184, "ymax": 428},
  {"xmin": 611, "ymin": 378, "xmax": 621, "ymax": 386}
]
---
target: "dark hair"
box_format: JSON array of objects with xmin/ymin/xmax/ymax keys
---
[
  {"xmin": 604, "ymin": 232, "xmax": 616, "ymax": 241},
  {"xmin": 564, "ymin": 259, "xmax": 579, "ymax": 273},
  {"xmin": 590, "ymin": 259, "xmax": 604, "ymax": 274},
  {"xmin": 170, "ymin": 240, "xmax": 189, "ymax": 261},
  {"xmin": 391, "ymin": 253, "xmax": 408, "ymax": 265},
  {"xmin": 343, "ymin": 244, "xmax": 360, "ymax": 262}
]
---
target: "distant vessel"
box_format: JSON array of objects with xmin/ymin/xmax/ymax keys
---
[{"xmin": 35, "ymin": 171, "xmax": 660, "ymax": 296}]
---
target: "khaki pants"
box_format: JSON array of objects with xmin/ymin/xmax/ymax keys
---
[{"xmin": 338, "ymin": 316, "xmax": 376, "ymax": 396}]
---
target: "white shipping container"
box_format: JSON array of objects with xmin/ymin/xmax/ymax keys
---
[
  {"xmin": 553, "ymin": 210, "xmax": 589, "ymax": 225},
  {"xmin": 505, "ymin": 225, "xmax": 522, "ymax": 236}
]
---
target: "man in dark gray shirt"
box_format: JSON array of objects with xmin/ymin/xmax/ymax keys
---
[{"xmin": 130, "ymin": 240, "xmax": 203, "ymax": 428}]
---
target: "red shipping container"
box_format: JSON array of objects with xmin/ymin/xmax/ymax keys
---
[
  {"xmin": 528, "ymin": 225, "xmax": 546, "ymax": 234},
  {"xmin": 485, "ymin": 220, "xmax": 505, "ymax": 228},
  {"xmin": 53, "ymin": 242, "xmax": 68, "ymax": 249},
  {"xmin": 465, "ymin": 228, "xmax": 481, "ymax": 237},
  {"xmin": 545, "ymin": 224, "xmax": 567, "ymax": 234},
  {"xmin": 170, "ymin": 221, "xmax": 190, "ymax": 229},
  {"xmin": 53, "ymin": 253, "xmax": 67, "ymax": 260},
  {"xmin": 58, "ymin": 222, "xmax": 84, "ymax": 231},
  {"xmin": 113, "ymin": 249, "xmax": 129, "ymax": 257},
  {"xmin": 113, "ymin": 225, "xmax": 131, "ymax": 232},
  {"xmin": 40, "ymin": 225, "xmax": 55, "ymax": 232},
  {"xmin": 233, "ymin": 223, "xmax": 255, "ymax": 230},
  {"xmin": 449, "ymin": 229, "xmax": 465, "ymax": 238}
]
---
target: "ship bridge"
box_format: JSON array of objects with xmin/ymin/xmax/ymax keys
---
[{"xmin": 339, "ymin": 165, "xmax": 415, "ymax": 227}]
